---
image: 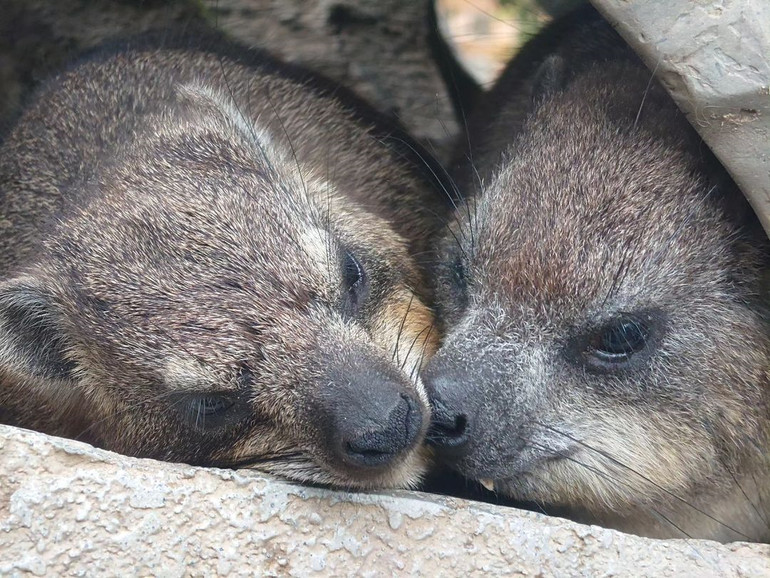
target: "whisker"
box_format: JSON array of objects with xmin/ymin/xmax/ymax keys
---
[
  {"xmin": 410, "ymin": 323, "xmax": 435, "ymax": 383},
  {"xmin": 536, "ymin": 422, "xmax": 753, "ymax": 540},
  {"xmin": 727, "ymin": 467, "xmax": 769, "ymax": 529},
  {"xmin": 527, "ymin": 440, "xmax": 694, "ymax": 540},
  {"xmin": 399, "ymin": 323, "xmax": 431, "ymax": 375},
  {"xmin": 634, "ymin": 58, "xmax": 662, "ymax": 130},
  {"xmin": 392, "ymin": 293, "xmax": 415, "ymax": 366},
  {"xmin": 211, "ymin": 451, "xmax": 306, "ymax": 470},
  {"xmin": 379, "ymin": 134, "xmax": 471, "ymax": 242},
  {"xmin": 211, "ymin": 50, "xmax": 310, "ymax": 255}
]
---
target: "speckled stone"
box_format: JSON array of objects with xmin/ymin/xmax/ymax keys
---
[{"xmin": 1, "ymin": 425, "xmax": 768, "ymax": 576}]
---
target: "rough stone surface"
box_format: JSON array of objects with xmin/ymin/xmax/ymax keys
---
[
  {"xmin": 592, "ymin": 0, "xmax": 770, "ymax": 236},
  {"xmin": 1, "ymin": 426, "xmax": 768, "ymax": 576}
]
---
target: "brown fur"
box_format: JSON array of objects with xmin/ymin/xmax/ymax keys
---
[
  {"xmin": 425, "ymin": 6, "xmax": 770, "ymax": 541},
  {"xmin": 0, "ymin": 31, "xmax": 448, "ymax": 490}
]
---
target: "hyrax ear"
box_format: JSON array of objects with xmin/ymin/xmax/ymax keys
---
[
  {"xmin": 171, "ymin": 82, "xmax": 281, "ymax": 164},
  {"xmin": 530, "ymin": 55, "xmax": 567, "ymax": 104},
  {"xmin": 177, "ymin": 83, "xmax": 273, "ymax": 143},
  {"xmin": 0, "ymin": 276, "xmax": 77, "ymax": 383}
]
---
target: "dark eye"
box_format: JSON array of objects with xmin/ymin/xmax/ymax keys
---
[
  {"xmin": 452, "ymin": 254, "xmax": 467, "ymax": 289},
  {"xmin": 592, "ymin": 317, "xmax": 650, "ymax": 363},
  {"xmin": 176, "ymin": 393, "xmax": 242, "ymax": 430},
  {"xmin": 193, "ymin": 396, "xmax": 233, "ymax": 416},
  {"xmin": 343, "ymin": 250, "xmax": 363, "ymax": 290},
  {"xmin": 341, "ymin": 250, "xmax": 368, "ymax": 315}
]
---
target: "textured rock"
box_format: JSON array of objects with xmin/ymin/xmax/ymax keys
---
[{"xmin": 1, "ymin": 425, "xmax": 768, "ymax": 576}]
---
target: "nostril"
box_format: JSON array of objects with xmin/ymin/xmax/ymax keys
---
[
  {"xmin": 345, "ymin": 438, "xmax": 390, "ymax": 461},
  {"xmin": 426, "ymin": 405, "xmax": 470, "ymax": 453},
  {"xmin": 429, "ymin": 414, "xmax": 467, "ymax": 443}
]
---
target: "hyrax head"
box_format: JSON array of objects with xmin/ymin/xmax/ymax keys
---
[
  {"xmin": 0, "ymin": 84, "xmax": 435, "ymax": 489},
  {"xmin": 425, "ymin": 60, "xmax": 770, "ymax": 539}
]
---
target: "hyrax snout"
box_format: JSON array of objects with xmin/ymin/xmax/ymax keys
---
[
  {"xmin": 0, "ymin": 31, "xmax": 448, "ymax": 490},
  {"xmin": 317, "ymin": 353, "xmax": 423, "ymax": 470},
  {"xmin": 425, "ymin": 6, "xmax": 770, "ymax": 541}
]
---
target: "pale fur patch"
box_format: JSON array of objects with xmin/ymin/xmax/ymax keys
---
[
  {"xmin": 177, "ymin": 82, "xmax": 276, "ymax": 151},
  {"xmin": 178, "ymin": 82, "xmax": 339, "ymax": 208},
  {"xmin": 370, "ymin": 288, "xmax": 436, "ymax": 407},
  {"xmin": 300, "ymin": 226, "xmax": 338, "ymax": 287},
  {"xmin": 162, "ymin": 355, "xmax": 222, "ymax": 393}
]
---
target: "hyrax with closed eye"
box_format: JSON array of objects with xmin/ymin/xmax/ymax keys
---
[{"xmin": 0, "ymin": 31, "xmax": 449, "ymax": 490}]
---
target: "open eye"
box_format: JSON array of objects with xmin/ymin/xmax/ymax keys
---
[
  {"xmin": 591, "ymin": 316, "xmax": 650, "ymax": 363},
  {"xmin": 341, "ymin": 250, "xmax": 368, "ymax": 316}
]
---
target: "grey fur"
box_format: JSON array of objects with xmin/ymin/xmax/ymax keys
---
[
  {"xmin": 426, "ymin": 7, "xmax": 770, "ymax": 541},
  {"xmin": 0, "ymin": 32, "xmax": 447, "ymax": 490}
]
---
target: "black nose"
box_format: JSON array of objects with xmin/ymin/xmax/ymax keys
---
[
  {"xmin": 426, "ymin": 400, "xmax": 469, "ymax": 452},
  {"xmin": 422, "ymin": 365, "xmax": 475, "ymax": 457},
  {"xmin": 336, "ymin": 393, "xmax": 423, "ymax": 468}
]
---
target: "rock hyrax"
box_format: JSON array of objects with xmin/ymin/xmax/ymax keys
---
[
  {"xmin": 424, "ymin": 6, "xmax": 770, "ymax": 541},
  {"xmin": 0, "ymin": 31, "xmax": 449, "ymax": 490}
]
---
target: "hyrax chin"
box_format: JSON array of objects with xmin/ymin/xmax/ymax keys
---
[
  {"xmin": 424, "ymin": 6, "xmax": 770, "ymax": 541},
  {"xmin": 0, "ymin": 32, "xmax": 449, "ymax": 490}
]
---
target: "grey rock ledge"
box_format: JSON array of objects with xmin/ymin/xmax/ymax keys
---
[{"xmin": 1, "ymin": 425, "xmax": 768, "ymax": 576}]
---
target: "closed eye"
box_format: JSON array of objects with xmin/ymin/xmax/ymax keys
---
[
  {"xmin": 192, "ymin": 395, "xmax": 233, "ymax": 416},
  {"xmin": 341, "ymin": 249, "xmax": 368, "ymax": 317},
  {"xmin": 173, "ymin": 393, "xmax": 248, "ymax": 431}
]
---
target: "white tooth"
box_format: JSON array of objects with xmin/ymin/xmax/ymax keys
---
[{"xmin": 479, "ymin": 479, "xmax": 495, "ymax": 492}]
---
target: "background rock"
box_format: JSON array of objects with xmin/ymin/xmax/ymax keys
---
[{"xmin": 208, "ymin": 0, "xmax": 459, "ymax": 158}]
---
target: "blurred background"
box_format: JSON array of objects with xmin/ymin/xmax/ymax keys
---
[
  {"xmin": 436, "ymin": 0, "xmax": 583, "ymax": 85},
  {"xmin": 0, "ymin": 0, "xmax": 584, "ymax": 158}
]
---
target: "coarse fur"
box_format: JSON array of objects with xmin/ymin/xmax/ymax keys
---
[
  {"xmin": 0, "ymin": 30, "xmax": 450, "ymax": 490},
  {"xmin": 425, "ymin": 6, "xmax": 770, "ymax": 541}
]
